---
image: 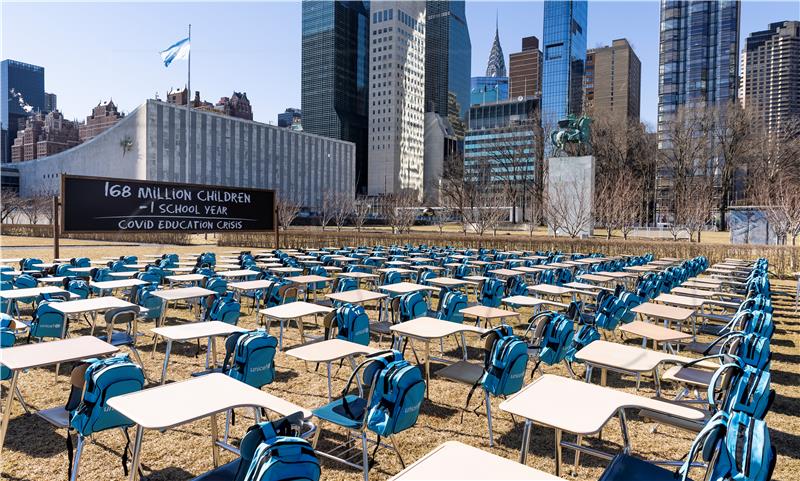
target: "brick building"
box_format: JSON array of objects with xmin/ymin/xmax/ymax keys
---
[
  {"xmin": 10, "ymin": 110, "xmax": 80, "ymax": 162},
  {"xmin": 166, "ymin": 88, "xmax": 253, "ymax": 120},
  {"xmin": 509, "ymin": 36, "xmax": 542, "ymax": 99},
  {"xmin": 79, "ymin": 99, "xmax": 125, "ymax": 141}
]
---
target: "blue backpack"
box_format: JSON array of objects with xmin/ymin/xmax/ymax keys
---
[
  {"xmin": 65, "ymin": 278, "xmax": 90, "ymax": 300},
  {"xmin": 565, "ymin": 323, "xmax": 601, "ymax": 363},
  {"xmin": 207, "ymin": 291, "xmax": 242, "ymax": 325},
  {"xmin": 505, "ymin": 275, "xmax": 528, "ymax": 297},
  {"xmin": 531, "ymin": 312, "xmax": 575, "ymax": 373},
  {"xmin": 480, "ymin": 278, "xmax": 505, "ymax": 307},
  {"xmin": 224, "ymin": 330, "xmax": 279, "ymax": 389},
  {"xmin": 0, "ymin": 321, "xmax": 16, "ymax": 381},
  {"xmin": 67, "ymin": 355, "xmax": 145, "ymax": 477},
  {"xmin": 714, "ymin": 365, "xmax": 773, "ymax": 420},
  {"xmin": 679, "ymin": 411, "xmax": 774, "ymax": 481},
  {"xmin": 206, "ymin": 276, "xmax": 229, "ymax": 296},
  {"xmin": 468, "ymin": 325, "xmax": 528, "ymax": 404},
  {"xmin": 240, "ymin": 414, "xmax": 320, "ymax": 481},
  {"xmin": 436, "ymin": 291, "xmax": 467, "ymax": 323},
  {"xmin": 330, "ymin": 304, "xmax": 371, "ymax": 346},
  {"xmin": 137, "ymin": 285, "xmax": 163, "ymax": 320},
  {"xmin": 365, "ymin": 357, "xmax": 425, "ymax": 437},
  {"xmin": 399, "ymin": 291, "xmax": 428, "ymax": 322},
  {"xmin": 29, "ymin": 300, "xmax": 68, "ymax": 340}
]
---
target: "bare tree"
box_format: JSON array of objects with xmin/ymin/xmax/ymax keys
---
[
  {"xmin": 276, "ymin": 196, "xmax": 302, "ymax": 231},
  {"xmin": 19, "ymin": 197, "xmax": 48, "ymax": 225},
  {"xmin": 319, "ymin": 193, "xmax": 336, "ymax": 231},
  {"xmin": 332, "ymin": 193, "xmax": 352, "ymax": 232},
  {"xmin": 757, "ymin": 177, "xmax": 800, "ymax": 245},
  {"xmin": 439, "ymin": 151, "xmax": 470, "ymax": 233},
  {"xmin": 681, "ymin": 178, "xmax": 715, "ymax": 242},
  {"xmin": 352, "ymin": 196, "xmax": 371, "ymax": 232},
  {"xmin": 429, "ymin": 205, "xmax": 451, "ymax": 234},
  {"xmin": 617, "ymin": 180, "xmax": 644, "ymax": 240},
  {"xmin": 594, "ymin": 178, "xmax": 616, "ymax": 239},
  {"xmin": 394, "ymin": 190, "xmax": 421, "ymax": 234},
  {"xmin": 711, "ymin": 102, "xmax": 757, "ymax": 230},
  {"xmin": 1, "ymin": 189, "xmax": 22, "ymax": 223}
]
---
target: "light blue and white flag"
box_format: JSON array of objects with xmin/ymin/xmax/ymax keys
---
[{"xmin": 160, "ymin": 37, "xmax": 190, "ymax": 67}]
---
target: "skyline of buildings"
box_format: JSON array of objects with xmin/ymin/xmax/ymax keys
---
[
  {"xmin": 739, "ymin": 20, "xmax": 800, "ymax": 135},
  {"xmin": 2, "ymin": 60, "xmax": 47, "ymax": 164},
  {"xmin": 424, "ymin": 0, "xmax": 471, "ymax": 121}
]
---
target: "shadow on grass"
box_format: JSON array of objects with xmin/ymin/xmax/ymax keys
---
[{"xmin": 3, "ymin": 413, "xmax": 66, "ymax": 458}]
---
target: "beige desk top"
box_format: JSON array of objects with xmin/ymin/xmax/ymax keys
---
[
  {"xmin": 259, "ymin": 301, "xmax": 333, "ymax": 320},
  {"xmin": 670, "ymin": 287, "xmax": 721, "ymax": 298},
  {"xmin": 578, "ymin": 274, "xmax": 614, "ymax": 283},
  {"xmin": 49, "ymin": 296, "xmax": 135, "ymax": 314},
  {"xmin": 575, "ymin": 340, "xmax": 716, "ymax": 373},
  {"xmin": 90, "ymin": 279, "xmax": 149, "ymax": 290},
  {"xmin": 0, "ymin": 258, "xmax": 22, "ymax": 263},
  {"xmin": 107, "ymin": 373, "xmax": 311, "ymax": 430},
  {"xmin": 216, "ymin": 269, "xmax": 260, "ymax": 278},
  {"xmin": 594, "ymin": 271, "xmax": 635, "ymax": 279},
  {"xmin": 285, "ymin": 339, "xmax": 378, "ymax": 363},
  {"xmin": 166, "ymin": 274, "xmax": 207, "ymax": 283},
  {"xmin": 326, "ymin": 289, "xmax": 387, "ymax": 304},
  {"xmin": 564, "ymin": 282, "xmax": 609, "ymax": 291},
  {"xmin": 338, "ymin": 272, "xmax": 379, "ymax": 280},
  {"xmin": 546, "ymin": 263, "xmax": 575, "ymax": 269},
  {"xmin": 619, "ymin": 321, "xmax": 691, "ymax": 342},
  {"xmin": 269, "ymin": 267, "xmax": 303, "ymax": 274},
  {"xmin": 376, "ymin": 268, "xmax": 415, "ymax": 275},
  {"xmin": 502, "ymin": 295, "xmax": 563, "ymax": 308},
  {"xmin": 37, "ymin": 276, "xmax": 67, "ymax": 284},
  {"xmin": 380, "ymin": 282, "xmax": 437, "ymax": 295},
  {"xmin": 152, "ymin": 321, "xmax": 247, "ymax": 341},
  {"xmin": 0, "ymin": 336, "xmax": 118, "ymax": 371},
  {"xmin": 427, "ymin": 277, "xmax": 475, "ymax": 288},
  {"xmin": 624, "ymin": 266, "xmax": 655, "ymax": 273},
  {"xmin": 153, "ymin": 287, "xmax": 216, "ymax": 301},
  {"xmin": 683, "ymin": 279, "xmax": 723, "ymax": 289},
  {"xmin": 69, "ymin": 267, "xmax": 95, "ymax": 273},
  {"xmin": 655, "ymin": 293, "xmax": 705, "ymax": 309},
  {"xmin": 488, "ymin": 268, "xmax": 526, "ymax": 277},
  {"xmin": 389, "ymin": 441, "xmax": 564, "ymax": 480},
  {"xmin": 529, "ymin": 284, "xmax": 572, "ymax": 296},
  {"xmin": 460, "ymin": 305, "xmax": 520, "ymax": 319},
  {"xmin": 499, "ymin": 374, "xmax": 704, "ymax": 435},
  {"xmin": 229, "ymin": 280, "xmax": 274, "ymax": 291},
  {"xmin": 510, "ymin": 266, "xmax": 540, "ymax": 274},
  {"xmin": 0, "ymin": 286, "xmax": 68, "ymax": 299},
  {"xmin": 287, "ymin": 275, "xmax": 333, "ymax": 285},
  {"xmin": 109, "ymin": 271, "xmax": 140, "ymax": 278},
  {"xmin": 632, "ymin": 302, "xmax": 694, "ymax": 321},
  {"xmin": 390, "ymin": 316, "xmax": 486, "ymax": 340},
  {"xmin": 170, "ymin": 267, "xmax": 196, "ymax": 273}
]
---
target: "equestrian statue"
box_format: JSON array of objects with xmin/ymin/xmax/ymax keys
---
[{"xmin": 550, "ymin": 114, "xmax": 592, "ymax": 156}]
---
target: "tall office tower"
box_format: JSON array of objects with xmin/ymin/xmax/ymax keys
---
[
  {"xmin": 301, "ymin": 0, "xmax": 370, "ymax": 194},
  {"xmin": 509, "ymin": 36, "xmax": 543, "ymax": 99},
  {"xmin": 44, "ymin": 93, "xmax": 57, "ymax": 113},
  {"xmin": 541, "ymin": 0, "xmax": 587, "ymax": 127},
  {"xmin": 486, "ymin": 19, "xmax": 506, "ymax": 77},
  {"xmin": 657, "ymin": 0, "xmax": 740, "ymax": 138},
  {"xmin": 367, "ymin": 1, "xmax": 427, "ymax": 198},
  {"xmin": 424, "ymin": 0, "xmax": 471, "ymax": 121},
  {"xmin": 656, "ymin": 0, "xmax": 740, "ymax": 219},
  {"xmin": 584, "ymin": 38, "xmax": 641, "ymax": 122},
  {"xmin": 740, "ymin": 21, "xmax": 800, "ymax": 134},
  {"xmin": 1, "ymin": 60, "xmax": 46, "ymax": 163}
]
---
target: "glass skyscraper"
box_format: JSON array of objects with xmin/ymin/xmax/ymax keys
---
[
  {"xmin": 1, "ymin": 60, "xmax": 46, "ymax": 163},
  {"xmin": 541, "ymin": 0, "xmax": 587, "ymax": 127},
  {"xmin": 424, "ymin": 0, "xmax": 471, "ymax": 122},
  {"xmin": 657, "ymin": 0, "xmax": 740, "ymax": 137},
  {"xmin": 301, "ymin": 0, "xmax": 370, "ymax": 194}
]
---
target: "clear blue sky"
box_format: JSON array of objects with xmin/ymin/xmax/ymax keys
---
[{"xmin": 2, "ymin": 1, "xmax": 797, "ymax": 130}]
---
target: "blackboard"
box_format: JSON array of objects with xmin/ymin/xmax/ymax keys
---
[{"xmin": 61, "ymin": 175, "xmax": 275, "ymax": 233}]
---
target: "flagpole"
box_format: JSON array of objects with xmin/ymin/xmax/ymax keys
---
[{"xmin": 186, "ymin": 23, "xmax": 191, "ymax": 180}]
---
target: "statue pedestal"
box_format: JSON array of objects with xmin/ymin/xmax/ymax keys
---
[{"xmin": 547, "ymin": 156, "xmax": 595, "ymax": 237}]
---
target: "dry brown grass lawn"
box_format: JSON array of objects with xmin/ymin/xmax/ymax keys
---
[{"xmin": 0, "ymin": 240, "xmax": 797, "ymax": 481}]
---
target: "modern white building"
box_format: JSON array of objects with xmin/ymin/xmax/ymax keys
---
[
  {"xmin": 14, "ymin": 99, "xmax": 356, "ymax": 208},
  {"xmin": 367, "ymin": 1, "xmax": 427, "ymax": 198}
]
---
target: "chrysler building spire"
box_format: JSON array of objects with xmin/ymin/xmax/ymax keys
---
[{"xmin": 486, "ymin": 13, "xmax": 506, "ymax": 77}]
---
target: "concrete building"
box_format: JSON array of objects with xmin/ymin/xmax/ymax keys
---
[
  {"xmin": 278, "ymin": 108, "xmax": 302, "ymax": 128},
  {"xmin": 15, "ymin": 99, "xmax": 356, "ymax": 208},
  {"xmin": 2, "ymin": 60, "xmax": 46, "ymax": 163},
  {"xmin": 541, "ymin": 0, "xmax": 587, "ymax": 126},
  {"xmin": 79, "ymin": 99, "xmax": 125, "ymax": 141},
  {"xmin": 10, "ymin": 110, "xmax": 80, "ymax": 162},
  {"xmin": 740, "ymin": 21, "xmax": 800, "ymax": 134},
  {"xmin": 584, "ymin": 38, "xmax": 641, "ymax": 122},
  {"xmin": 367, "ymin": 1, "xmax": 427, "ymax": 198},
  {"xmin": 509, "ymin": 36, "xmax": 542, "ymax": 99},
  {"xmin": 44, "ymin": 93, "xmax": 57, "ymax": 113},
  {"xmin": 424, "ymin": 0, "xmax": 471, "ymax": 121},
  {"xmin": 302, "ymin": 0, "xmax": 370, "ymax": 194}
]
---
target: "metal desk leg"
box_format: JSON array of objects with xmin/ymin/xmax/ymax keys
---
[
  {"xmin": 519, "ymin": 420, "xmax": 533, "ymax": 464},
  {"xmin": 326, "ymin": 362, "xmax": 333, "ymax": 402},
  {"xmin": 128, "ymin": 425, "xmax": 144, "ymax": 481},
  {"xmin": 210, "ymin": 413, "xmax": 220, "ymax": 467},
  {"xmin": 555, "ymin": 428, "xmax": 563, "ymax": 477},
  {"xmin": 618, "ymin": 409, "xmax": 631, "ymax": 454},
  {"xmin": 160, "ymin": 340, "xmax": 173, "ymax": 385},
  {"xmin": 424, "ymin": 340, "xmax": 431, "ymax": 399},
  {"xmin": 0, "ymin": 370, "xmax": 19, "ymax": 454}
]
